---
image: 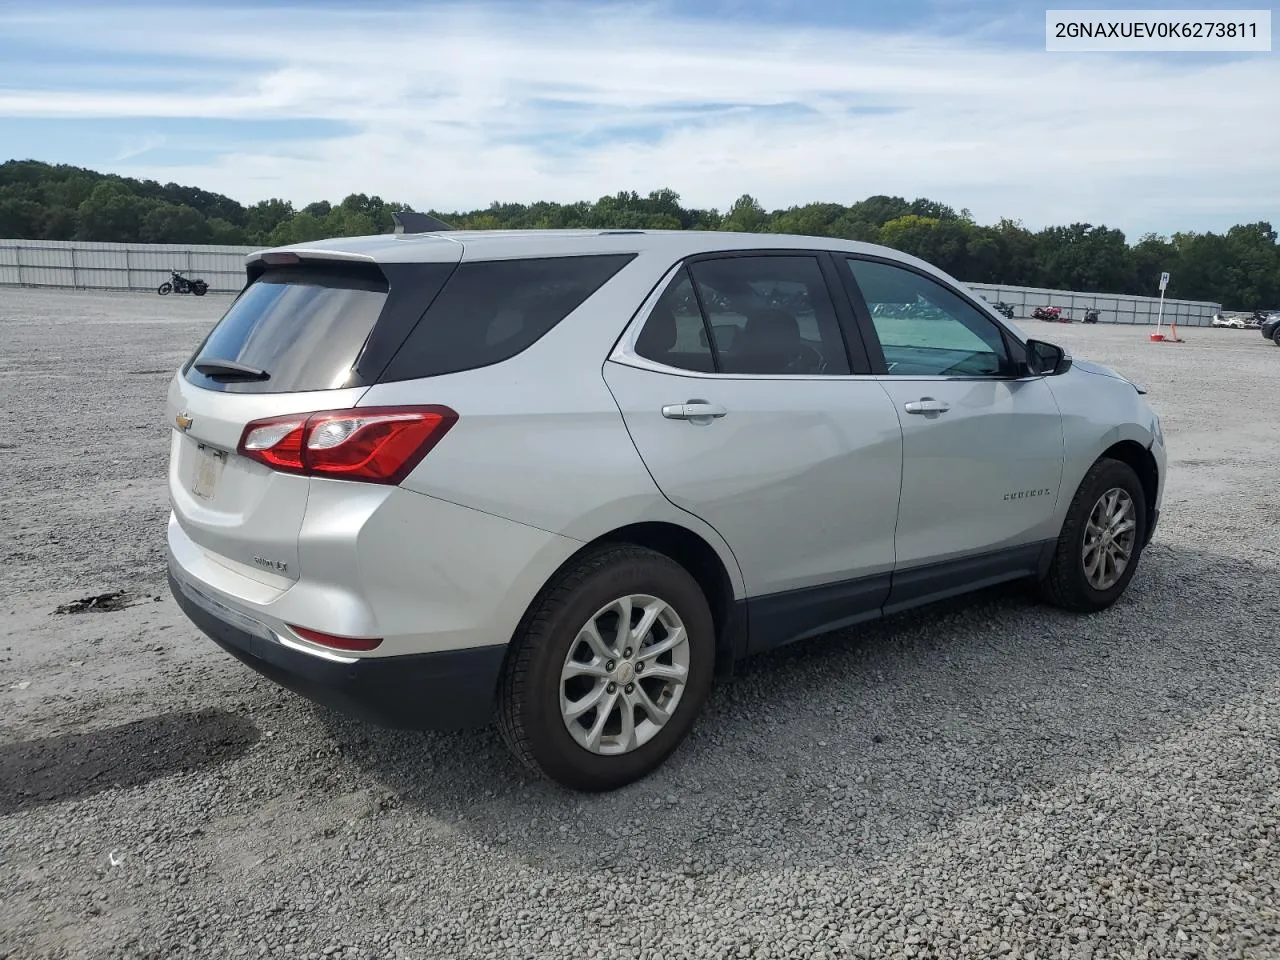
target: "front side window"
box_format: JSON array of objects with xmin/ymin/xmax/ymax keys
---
[{"xmin": 846, "ymin": 258, "xmax": 1010, "ymax": 377}]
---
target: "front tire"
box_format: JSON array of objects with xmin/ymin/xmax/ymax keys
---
[
  {"xmin": 157, "ymin": 282, "xmax": 172, "ymax": 295},
  {"xmin": 1272, "ymin": 328, "xmax": 1280, "ymax": 345},
  {"xmin": 497, "ymin": 544, "xmax": 715, "ymax": 791},
  {"xmin": 1039, "ymin": 458, "xmax": 1148, "ymax": 612}
]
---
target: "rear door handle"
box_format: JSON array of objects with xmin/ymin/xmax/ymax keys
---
[
  {"xmin": 661, "ymin": 400, "xmax": 727, "ymax": 421},
  {"xmin": 903, "ymin": 397, "xmax": 951, "ymax": 415}
]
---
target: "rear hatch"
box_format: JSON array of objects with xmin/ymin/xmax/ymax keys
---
[{"xmin": 166, "ymin": 248, "xmax": 461, "ymax": 585}]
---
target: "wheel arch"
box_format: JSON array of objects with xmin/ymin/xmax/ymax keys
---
[
  {"xmin": 1098, "ymin": 439, "xmax": 1160, "ymax": 540},
  {"xmin": 514, "ymin": 521, "xmax": 745, "ymax": 679}
]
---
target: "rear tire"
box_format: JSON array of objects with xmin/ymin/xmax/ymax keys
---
[
  {"xmin": 497, "ymin": 544, "xmax": 715, "ymax": 791},
  {"xmin": 157, "ymin": 282, "xmax": 172, "ymax": 296},
  {"xmin": 1039, "ymin": 458, "xmax": 1148, "ymax": 613},
  {"xmin": 192, "ymin": 280, "xmax": 208, "ymax": 296}
]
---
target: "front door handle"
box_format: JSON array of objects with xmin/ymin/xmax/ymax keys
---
[
  {"xmin": 903, "ymin": 397, "xmax": 951, "ymax": 415},
  {"xmin": 661, "ymin": 400, "xmax": 727, "ymax": 421}
]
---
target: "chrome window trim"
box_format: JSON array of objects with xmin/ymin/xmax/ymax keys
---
[{"xmin": 609, "ymin": 250, "xmax": 1047, "ymax": 384}]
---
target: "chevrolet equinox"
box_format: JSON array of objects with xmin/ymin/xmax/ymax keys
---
[{"xmin": 167, "ymin": 229, "xmax": 1166, "ymax": 790}]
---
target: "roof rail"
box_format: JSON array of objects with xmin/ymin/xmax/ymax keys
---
[{"xmin": 392, "ymin": 211, "xmax": 455, "ymax": 234}]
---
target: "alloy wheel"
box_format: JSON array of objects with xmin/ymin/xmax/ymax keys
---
[
  {"xmin": 559, "ymin": 594, "xmax": 690, "ymax": 755},
  {"xmin": 1082, "ymin": 487, "xmax": 1138, "ymax": 590}
]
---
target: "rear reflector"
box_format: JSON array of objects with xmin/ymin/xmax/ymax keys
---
[
  {"xmin": 237, "ymin": 405, "xmax": 457, "ymax": 484},
  {"xmin": 289, "ymin": 625, "xmax": 383, "ymax": 652}
]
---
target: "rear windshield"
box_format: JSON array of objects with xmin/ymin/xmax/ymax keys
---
[
  {"xmin": 185, "ymin": 266, "xmax": 387, "ymax": 394},
  {"xmin": 378, "ymin": 254, "xmax": 635, "ymax": 381}
]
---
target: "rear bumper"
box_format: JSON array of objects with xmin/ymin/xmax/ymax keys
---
[{"xmin": 170, "ymin": 570, "xmax": 506, "ymax": 730}]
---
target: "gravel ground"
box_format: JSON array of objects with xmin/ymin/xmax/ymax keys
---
[{"xmin": 2, "ymin": 288, "xmax": 1278, "ymax": 960}]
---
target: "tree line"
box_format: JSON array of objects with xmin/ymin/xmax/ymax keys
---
[{"xmin": 2, "ymin": 159, "xmax": 1276, "ymax": 309}]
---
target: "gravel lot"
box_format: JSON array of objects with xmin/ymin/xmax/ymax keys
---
[{"xmin": 2, "ymin": 288, "xmax": 1278, "ymax": 960}]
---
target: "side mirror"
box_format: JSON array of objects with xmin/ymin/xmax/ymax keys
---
[{"xmin": 1025, "ymin": 339, "xmax": 1072, "ymax": 376}]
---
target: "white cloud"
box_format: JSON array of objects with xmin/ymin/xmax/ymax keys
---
[
  {"xmin": 0, "ymin": 2, "xmax": 1275, "ymax": 233},
  {"xmin": 112, "ymin": 133, "xmax": 167, "ymax": 163}
]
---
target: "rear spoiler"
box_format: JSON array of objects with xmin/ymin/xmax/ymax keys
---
[{"xmin": 392, "ymin": 211, "xmax": 455, "ymax": 234}]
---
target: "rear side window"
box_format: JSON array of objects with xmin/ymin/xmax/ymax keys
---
[
  {"xmin": 634, "ymin": 255, "xmax": 851, "ymax": 376},
  {"xmin": 634, "ymin": 270, "xmax": 716, "ymax": 373},
  {"xmin": 380, "ymin": 254, "xmax": 635, "ymax": 381},
  {"xmin": 689, "ymin": 256, "xmax": 850, "ymax": 375},
  {"xmin": 186, "ymin": 265, "xmax": 388, "ymax": 394}
]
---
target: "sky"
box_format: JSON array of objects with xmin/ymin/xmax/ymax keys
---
[{"xmin": 0, "ymin": 0, "xmax": 1276, "ymax": 235}]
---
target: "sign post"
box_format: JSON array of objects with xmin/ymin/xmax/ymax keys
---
[{"xmin": 1151, "ymin": 272, "xmax": 1170, "ymax": 341}]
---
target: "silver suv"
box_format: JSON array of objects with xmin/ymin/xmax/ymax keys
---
[{"xmin": 167, "ymin": 230, "xmax": 1166, "ymax": 790}]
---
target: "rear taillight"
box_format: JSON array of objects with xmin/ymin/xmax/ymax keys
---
[{"xmin": 237, "ymin": 405, "xmax": 457, "ymax": 484}]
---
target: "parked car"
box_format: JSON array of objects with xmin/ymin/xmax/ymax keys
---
[
  {"xmin": 1260, "ymin": 312, "xmax": 1280, "ymax": 344},
  {"xmin": 167, "ymin": 230, "xmax": 1166, "ymax": 790}
]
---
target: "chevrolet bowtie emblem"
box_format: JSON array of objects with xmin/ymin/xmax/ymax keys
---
[{"xmin": 175, "ymin": 412, "xmax": 194, "ymax": 431}]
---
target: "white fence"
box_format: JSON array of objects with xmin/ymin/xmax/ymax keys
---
[
  {"xmin": 968, "ymin": 282, "xmax": 1220, "ymax": 327},
  {"xmin": 0, "ymin": 239, "xmax": 253, "ymax": 294},
  {"xmin": 0, "ymin": 238, "xmax": 1223, "ymax": 325}
]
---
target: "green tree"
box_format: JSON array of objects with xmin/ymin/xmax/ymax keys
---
[
  {"xmin": 1222, "ymin": 222, "xmax": 1280, "ymax": 308},
  {"xmin": 75, "ymin": 181, "xmax": 156, "ymax": 242},
  {"xmin": 1130, "ymin": 233, "xmax": 1177, "ymax": 296},
  {"xmin": 322, "ymin": 207, "xmax": 378, "ymax": 237},
  {"xmin": 42, "ymin": 206, "xmax": 79, "ymax": 240},
  {"xmin": 139, "ymin": 203, "xmax": 213, "ymax": 244},
  {"xmin": 206, "ymin": 218, "xmax": 247, "ymax": 245},
  {"xmin": 879, "ymin": 215, "xmax": 973, "ymax": 276},
  {"xmin": 720, "ymin": 194, "xmax": 769, "ymax": 232},
  {"xmin": 245, "ymin": 199, "xmax": 295, "ymax": 243},
  {"xmin": 4, "ymin": 158, "xmax": 1279, "ymax": 308},
  {"xmin": 1033, "ymin": 223, "xmax": 1132, "ymax": 292},
  {"xmin": 0, "ymin": 198, "xmax": 44, "ymax": 237},
  {"xmin": 848, "ymin": 195, "xmax": 913, "ymax": 226}
]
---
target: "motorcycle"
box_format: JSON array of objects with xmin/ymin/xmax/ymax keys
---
[
  {"xmin": 158, "ymin": 270, "xmax": 208, "ymax": 297},
  {"xmin": 992, "ymin": 301, "xmax": 1015, "ymax": 319},
  {"xmin": 1082, "ymin": 308, "xmax": 1100, "ymax": 324},
  {"xmin": 1032, "ymin": 305, "xmax": 1067, "ymax": 322}
]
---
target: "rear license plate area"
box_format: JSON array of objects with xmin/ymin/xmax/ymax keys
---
[{"xmin": 191, "ymin": 444, "xmax": 227, "ymax": 501}]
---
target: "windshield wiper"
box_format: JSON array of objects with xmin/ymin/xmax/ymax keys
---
[{"xmin": 194, "ymin": 359, "xmax": 270, "ymax": 381}]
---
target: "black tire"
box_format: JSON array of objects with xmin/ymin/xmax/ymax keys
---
[
  {"xmin": 157, "ymin": 282, "xmax": 172, "ymax": 296},
  {"xmin": 1039, "ymin": 458, "xmax": 1148, "ymax": 613},
  {"xmin": 192, "ymin": 281, "xmax": 208, "ymax": 296},
  {"xmin": 1272, "ymin": 328, "xmax": 1280, "ymax": 345},
  {"xmin": 497, "ymin": 543, "xmax": 715, "ymax": 791}
]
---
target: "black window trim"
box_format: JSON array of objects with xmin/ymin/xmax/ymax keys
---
[
  {"xmin": 613, "ymin": 248, "xmax": 874, "ymax": 379},
  {"xmin": 181, "ymin": 257, "xmax": 461, "ymax": 393},
  {"xmin": 837, "ymin": 252, "xmax": 1033, "ymax": 380}
]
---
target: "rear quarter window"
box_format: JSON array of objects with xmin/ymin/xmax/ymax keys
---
[{"xmin": 378, "ymin": 254, "xmax": 635, "ymax": 381}]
